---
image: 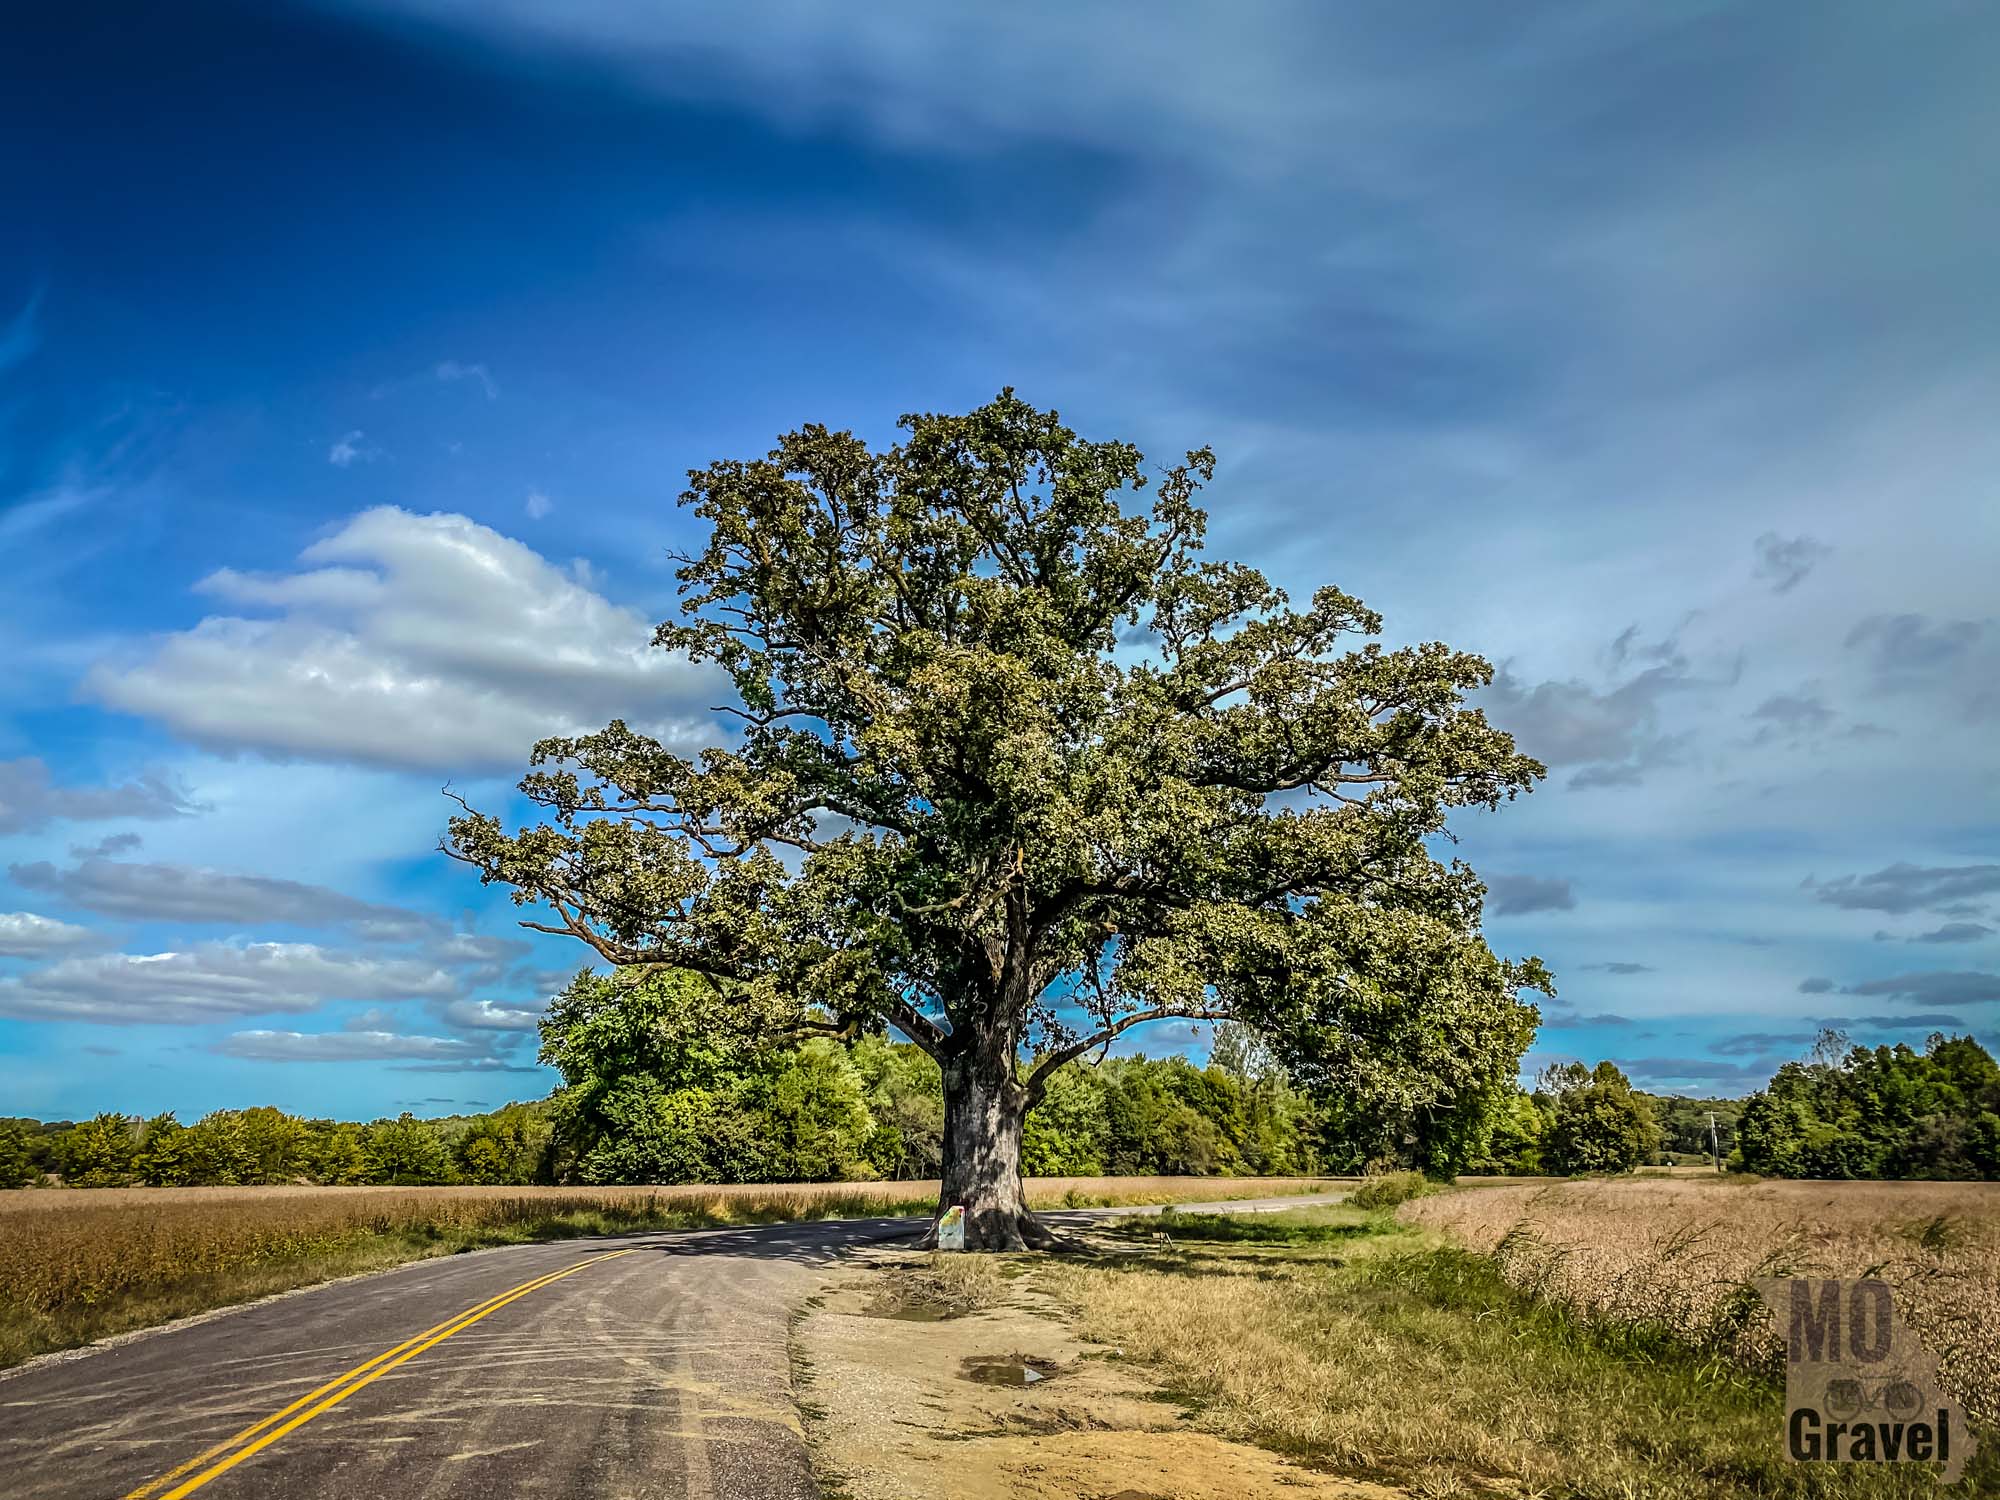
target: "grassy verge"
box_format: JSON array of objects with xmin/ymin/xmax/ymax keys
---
[
  {"xmin": 0, "ymin": 1177, "xmax": 1336, "ymax": 1370},
  {"xmin": 1041, "ymin": 1204, "xmax": 1997, "ymax": 1498}
]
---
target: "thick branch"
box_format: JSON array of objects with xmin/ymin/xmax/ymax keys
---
[{"xmin": 882, "ymin": 994, "xmax": 950, "ymax": 1058}]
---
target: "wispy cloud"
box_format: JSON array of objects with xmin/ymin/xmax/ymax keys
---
[
  {"xmin": 1809, "ymin": 863, "xmax": 2000, "ymax": 916},
  {"xmin": 0, "ymin": 941, "xmax": 459, "ymax": 1026},
  {"xmin": 0, "ymin": 284, "xmax": 43, "ymax": 372},
  {"xmin": 1840, "ymin": 971, "xmax": 2000, "ymax": 1007},
  {"xmin": 327, "ymin": 430, "xmax": 380, "ymax": 468},
  {"xmin": 0, "ymin": 758, "xmax": 198, "ymax": 836},
  {"xmin": 433, "ymin": 360, "xmax": 498, "ymax": 399},
  {"xmin": 443, "ymin": 998, "xmax": 542, "ymax": 1032},
  {"xmin": 216, "ymin": 1028, "xmax": 494, "ymax": 1063},
  {"xmin": 1752, "ymin": 533, "xmax": 1831, "ymax": 594},
  {"xmin": 1486, "ymin": 873, "xmax": 1576, "ymax": 916},
  {"xmin": 9, "ymin": 856, "xmax": 441, "ymax": 941}
]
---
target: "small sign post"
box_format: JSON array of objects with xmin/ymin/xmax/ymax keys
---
[{"xmin": 936, "ymin": 1204, "xmax": 967, "ymax": 1251}]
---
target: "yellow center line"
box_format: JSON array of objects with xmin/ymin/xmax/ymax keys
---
[
  {"xmin": 125, "ymin": 1250, "xmax": 635, "ymax": 1500},
  {"xmin": 121, "ymin": 1261, "xmax": 587, "ymax": 1500}
]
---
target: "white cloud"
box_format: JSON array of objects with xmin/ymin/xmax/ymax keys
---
[
  {"xmin": 86, "ymin": 506, "xmax": 724, "ymax": 771},
  {"xmin": 443, "ymin": 997, "xmax": 543, "ymax": 1031},
  {"xmin": 525, "ymin": 489, "xmax": 553, "ymax": 520},
  {"xmin": 0, "ymin": 941, "xmax": 458, "ymax": 1025},
  {"xmin": 327, "ymin": 430, "xmax": 380, "ymax": 467},
  {"xmin": 0, "ymin": 912, "xmax": 101, "ymax": 958},
  {"xmin": 217, "ymin": 1028, "xmax": 491, "ymax": 1062}
]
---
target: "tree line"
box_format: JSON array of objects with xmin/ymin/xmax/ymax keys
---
[
  {"xmin": 1733, "ymin": 1031, "xmax": 2000, "ymax": 1179},
  {"xmin": 8, "ymin": 1020, "xmax": 1990, "ymax": 1189},
  {"xmin": 0, "ymin": 1104, "xmax": 551, "ymax": 1188}
]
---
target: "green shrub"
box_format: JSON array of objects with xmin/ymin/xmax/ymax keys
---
[{"xmin": 1348, "ymin": 1169, "xmax": 1429, "ymax": 1209}]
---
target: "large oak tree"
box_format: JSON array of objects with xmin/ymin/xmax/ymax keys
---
[{"xmin": 446, "ymin": 392, "xmax": 1548, "ymax": 1248}]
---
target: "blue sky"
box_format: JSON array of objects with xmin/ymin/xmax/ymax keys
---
[{"xmin": 3, "ymin": 1, "xmax": 1997, "ymax": 1121}]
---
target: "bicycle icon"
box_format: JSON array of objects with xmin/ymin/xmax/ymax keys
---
[{"xmin": 1824, "ymin": 1376, "xmax": 1925, "ymax": 1422}]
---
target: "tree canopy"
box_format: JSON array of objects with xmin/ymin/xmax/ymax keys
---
[
  {"xmin": 445, "ymin": 391, "xmax": 1549, "ymax": 1245},
  {"xmin": 1536, "ymin": 1060, "xmax": 1662, "ymax": 1175}
]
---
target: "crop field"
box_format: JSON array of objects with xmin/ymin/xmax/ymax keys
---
[
  {"xmin": 0, "ymin": 1176, "xmax": 1332, "ymax": 1368},
  {"xmin": 1020, "ymin": 1197, "xmax": 1999, "ymax": 1497},
  {"xmin": 1405, "ymin": 1176, "xmax": 2000, "ymax": 1428}
]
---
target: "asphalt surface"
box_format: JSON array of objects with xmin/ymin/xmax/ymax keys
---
[{"xmin": 0, "ymin": 1192, "xmax": 1344, "ymax": 1500}]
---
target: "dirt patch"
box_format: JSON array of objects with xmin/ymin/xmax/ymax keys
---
[
  {"xmin": 863, "ymin": 1293, "xmax": 965, "ymax": 1323},
  {"xmin": 796, "ymin": 1246, "xmax": 1409, "ymax": 1499}
]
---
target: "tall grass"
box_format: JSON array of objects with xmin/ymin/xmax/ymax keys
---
[
  {"xmin": 1404, "ymin": 1177, "xmax": 2000, "ymax": 1428},
  {"xmin": 0, "ymin": 1176, "xmax": 1330, "ymax": 1368},
  {"xmin": 1045, "ymin": 1203, "xmax": 1992, "ymax": 1496}
]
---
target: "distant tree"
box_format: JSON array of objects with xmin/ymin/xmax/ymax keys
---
[
  {"xmin": 754, "ymin": 1040, "xmax": 877, "ymax": 1180},
  {"xmin": 1541, "ymin": 1061, "xmax": 1660, "ymax": 1175},
  {"xmin": 364, "ymin": 1114, "xmax": 451, "ymax": 1184},
  {"xmin": 445, "ymin": 393, "xmax": 1548, "ymax": 1247},
  {"xmin": 1641, "ymin": 1092, "xmax": 1739, "ymax": 1164},
  {"xmin": 181, "ymin": 1111, "xmax": 256, "ymax": 1185},
  {"xmin": 540, "ymin": 967, "xmax": 756, "ymax": 1182},
  {"xmin": 1468, "ymin": 1086, "xmax": 1548, "ymax": 1175},
  {"xmin": 19, "ymin": 1120, "xmax": 71, "ymax": 1179},
  {"xmin": 0, "ymin": 1119, "xmax": 35, "ymax": 1188},
  {"xmin": 1020, "ymin": 1063, "xmax": 1110, "ymax": 1176},
  {"xmin": 850, "ymin": 1036, "xmax": 944, "ymax": 1179},
  {"xmin": 236, "ymin": 1106, "xmax": 311, "ymax": 1183},
  {"xmin": 303, "ymin": 1120, "xmax": 371, "ymax": 1184},
  {"xmin": 135, "ymin": 1113, "xmax": 196, "ymax": 1186},
  {"xmin": 453, "ymin": 1104, "xmax": 550, "ymax": 1184},
  {"xmin": 55, "ymin": 1113, "xmax": 137, "ymax": 1186},
  {"xmin": 1208, "ymin": 1023, "xmax": 1278, "ymax": 1084},
  {"xmin": 542, "ymin": 968, "xmax": 878, "ymax": 1184}
]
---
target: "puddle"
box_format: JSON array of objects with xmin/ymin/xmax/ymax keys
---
[{"xmin": 960, "ymin": 1354, "xmax": 1063, "ymax": 1386}]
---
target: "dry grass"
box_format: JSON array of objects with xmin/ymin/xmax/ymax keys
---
[
  {"xmin": 1405, "ymin": 1177, "xmax": 2000, "ymax": 1428},
  {"xmin": 0, "ymin": 1176, "xmax": 1326, "ymax": 1368},
  {"xmin": 898, "ymin": 1250, "xmax": 1013, "ymax": 1312},
  {"xmin": 1043, "ymin": 1204, "xmax": 1991, "ymax": 1497}
]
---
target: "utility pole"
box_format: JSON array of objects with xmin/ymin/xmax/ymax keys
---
[{"xmin": 1709, "ymin": 1111, "xmax": 1722, "ymax": 1174}]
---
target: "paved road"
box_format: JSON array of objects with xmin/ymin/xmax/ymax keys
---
[{"xmin": 0, "ymin": 1193, "xmax": 1344, "ymax": 1500}]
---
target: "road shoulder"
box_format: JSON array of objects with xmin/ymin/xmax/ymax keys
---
[{"xmin": 792, "ymin": 1240, "xmax": 1404, "ymax": 1500}]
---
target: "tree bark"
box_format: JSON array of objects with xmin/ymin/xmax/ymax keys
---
[{"xmin": 926, "ymin": 1033, "xmax": 1058, "ymax": 1251}]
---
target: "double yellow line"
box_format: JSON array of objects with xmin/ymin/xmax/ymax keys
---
[{"xmin": 124, "ymin": 1249, "xmax": 635, "ymax": 1500}]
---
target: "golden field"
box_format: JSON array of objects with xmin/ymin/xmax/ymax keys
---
[
  {"xmin": 1037, "ymin": 1200, "xmax": 1996, "ymax": 1497},
  {"xmin": 1406, "ymin": 1176, "xmax": 2000, "ymax": 1427},
  {"xmin": 0, "ymin": 1176, "xmax": 1329, "ymax": 1367}
]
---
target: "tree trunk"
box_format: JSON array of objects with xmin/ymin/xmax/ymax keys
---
[{"xmin": 928, "ymin": 1041, "xmax": 1058, "ymax": 1251}]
